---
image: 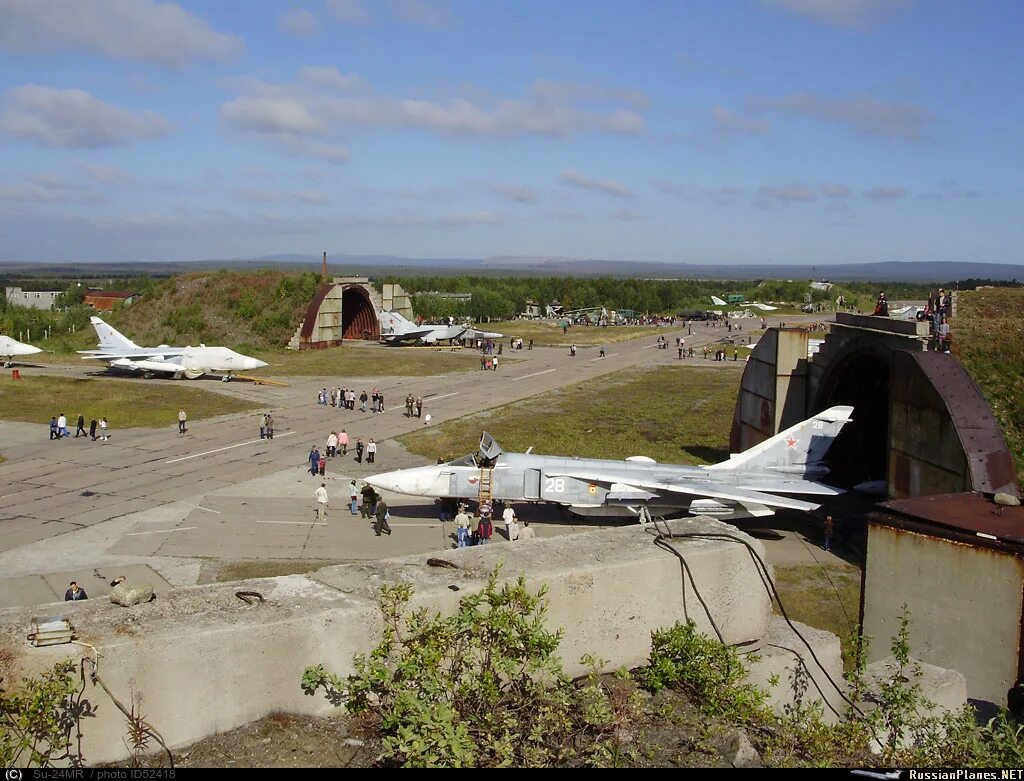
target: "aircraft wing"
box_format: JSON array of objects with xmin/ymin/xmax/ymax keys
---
[
  {"xmin": 544, "ymin": 468, "xmax": 822, "ymax": 512},
  {"xmin": 79, "ymin": 348, "xmax": 185, "ymax": 360}
]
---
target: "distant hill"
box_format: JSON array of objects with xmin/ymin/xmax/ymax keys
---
[{"xmin": 2, "ymin": 256, "xmax": 1022, "ymax": 283}]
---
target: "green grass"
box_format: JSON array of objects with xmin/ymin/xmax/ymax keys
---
[
  {"xmin": 253, "ymin": 345, "xmax": 499, "ymax": 377},
  {"xmin": 772, "ymin": 564, "xmax": 862, "ymax": 669},
  {"xmin": 487, "ymin": 319, "xmax": 672, "ymax": 347},
  {"xmin": 210, "ymin": 559, "xmax": 342, "ymax": 583},
  {"xmin": 399, "ymin": 365, "xmax": 741, "ymax": 464},
  {"xmin": 954, "ymin": 289, "xmax": 1024, "ymax": 484},
  {"xmin": 0, "ymin": 375, "xmax": 258, "ymax": 428}
]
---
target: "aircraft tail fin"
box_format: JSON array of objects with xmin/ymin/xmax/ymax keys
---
[
  {"xmin": 711, "ymin": 295, "xmax": 727, "ymax": 306},
  {"xmin": 707, "ymin": 406, "xmax": 854, "ymax": 476},
  {"xmin": 378, "ymin": 310, "xmax": 416, "ymax": 336},
  {"xmin": 90, "ymin": 316, "xmax": 138, "ymax": 350}
]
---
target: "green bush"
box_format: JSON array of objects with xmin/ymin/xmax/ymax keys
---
[
  {"xmin": 302, "ymin": 569, "xmax": 640, "ymax": 767},
  {"xmin": 0, "ymin": 660, "xmax": 83, "ymax": 767}
]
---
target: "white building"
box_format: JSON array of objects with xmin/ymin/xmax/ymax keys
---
[{"xmin": 5, "ymin": 287, "xmax": 61, "ymax": 310}]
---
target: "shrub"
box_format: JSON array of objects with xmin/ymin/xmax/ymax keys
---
[{"xmin": 0, "ymin": 660, "xmax": 83, "ymax": 767}]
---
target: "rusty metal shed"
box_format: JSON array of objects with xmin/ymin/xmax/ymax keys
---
[{"xmin": 862, "ymin": 492, "xmax": 1024, "ymax": 709}]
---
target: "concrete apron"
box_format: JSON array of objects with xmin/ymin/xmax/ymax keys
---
[{"xmin": 4, "ymin": 516, "xmax": 819, "ymax": 765}]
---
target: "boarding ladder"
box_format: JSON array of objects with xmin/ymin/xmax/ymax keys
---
[{"xmin": 477, "ymin": 467, "xmax": 494, "ymax": 506}]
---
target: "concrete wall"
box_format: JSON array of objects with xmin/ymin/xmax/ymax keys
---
[
  {"xmin": 861, "ymin": 523, "xmax": 1023, "ymax": 707},
  {"xmin": 0, "ymin": 518, "xmax": 774, "ymax": 764}
]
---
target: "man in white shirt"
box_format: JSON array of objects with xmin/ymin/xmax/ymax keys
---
[
  {"xmin": 502, "ymin": 504, "xmax": 519, "ymax": 541},
  {"xmin": 314, "ymin": 483, "xmax": 329, "ymax": 522},
  {"xmin": 326, "ymin": 431, "xmax": 338, "ymax": 458},
  {"xmin": 455, "ymin": 507, "xmax": 471, "ymax": 547},
  {"xmin": 57, "ymin": 413, "xmax": 68, "ymax": 438}
]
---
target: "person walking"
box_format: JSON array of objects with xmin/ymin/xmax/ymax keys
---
[
  {"xmin": 314, "ymin": 483, "xmax": 329, "ymax": 522},
  {"xmin": 64, "ymin": 581, "xmax": 88, "ymax": 601},
  {"xmin": 360, "ymin": 483, "xmax": 376, "ymax": 518},
  {"xmin": 338, "ymin": 429, "xmax": 349, "ymax": 456},
  {"xmin": 374, "ymin": 497, "xmax": 392, "ymax": 536},
  {"xmin": 75, "ymin": 413, "xmax": 86, "ymax": 438},
  {"xmin": 178, "ymin": 408, "xmax": 187, "ymax": 434},
  {"xmin": 349, "ymin": 480, "xmax": 360, "ymax": 516},
  {"xmin": 366, "ymin": 439, "xmax": 377, "ymax": 464},
  {"xmin": 415, "ymin": 397, "xmax": 423, "ymax": 418},
  {"xmin": 260, "ymin": 413, "xmax": 267, "ymax": 440},
  {"xmin": 359, "ymin": 390, "xmax": 368, "ymax": 412},
  {"xmin": 57, "ymin": 413, "xmax": 68, "ymax": 438},
  {"xmin": 326, "ymin": 431, "xmax": 338, "ymax": 458},
  {"xmin": 406, "ymin": 394, "xmax": 415, "ymax": 418},
  {"xmin": 308, "ymin": 446, "xmax": 320, "ymax": 476},
  {"xmin": 355, "ymin": 438, "xmax": 364, "ymax": 463},
  {"xmin": 599, "ymin": 345, "xmax": 606, "ymax": 358},
  {"xmin": 318, "ymin": 450, "xmax": 327, "ymax": 477},
  {"xmin": 49, "ymin": 416, "xmax": 58, "ymax": 440},
  {"xmin": 89, "ymin": 417, "xmax": 98, "ymax": 441},
  {"xmin": 492, "ymin": 355, "xmax": 498, "ymax": 371},
  {"xmin": 99, "ymin": 417, "xmax": 109, "ymax": 442},
  {"xmin": 823, "ymin": 515, "xmax": 834, "ymax": 552}
]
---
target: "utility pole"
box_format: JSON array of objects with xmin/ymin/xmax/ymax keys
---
[{"xmin": 321, "ymin": 251, "xmax": 327, "ymax": 282}]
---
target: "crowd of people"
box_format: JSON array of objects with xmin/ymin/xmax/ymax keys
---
[{"xmin": 49, "ymin": 413, "xmax": 109, "ymax": 442}]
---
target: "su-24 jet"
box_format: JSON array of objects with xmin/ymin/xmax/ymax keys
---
[
  {"xmin": 79, "ymin": 317, "xmax": 267, "ymax": 380},
  {"xmin": 378, "ymin": 310, "xmax": 503, "ymax": 345},
  {"xmin": 0, "ymin": 335, "xmax": 42, "ymax": 367},
  {"xmin": 366, "ymin": 406, "xmax": 854, "ymax": 520}
]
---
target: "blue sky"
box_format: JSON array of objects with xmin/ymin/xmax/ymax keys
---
[{"xmin": 0, "ymin": 0, "xmax": 1021, "ymax": 265}]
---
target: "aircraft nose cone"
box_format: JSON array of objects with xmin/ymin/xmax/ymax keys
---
[
  {"xmin": 246, "ymin": 358, "xmax": 268, "ymax": 370},
  {"xmin": 366, "ymin": 467, "xmax": 442, "ymax": 496}
]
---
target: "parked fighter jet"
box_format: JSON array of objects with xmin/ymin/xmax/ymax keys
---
[
  {"xmin": 0, "ymin": 335, "xmax": 42, "ymax": 367},
  {"xmin": 79, "ymin": 317, "xmax": 266, "ymax": 380},
  {"xmin": 366, "ymin": 406, "xmax": 854, "ymax": 520},
  {"xmin": 378, "ymin": 311, "xmax": 469, "ymax": 345}
]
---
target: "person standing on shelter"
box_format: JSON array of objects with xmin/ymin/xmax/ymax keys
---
[
  {"xmin": 366, "ymin": 439, "xmax": 377, "ymax": 464},
  {"xmin": 338, "ymin": 429, "xmax": 349, "ymax": 456},
  {"xmin": 75, "ymin": 413, "xmax": 86, "ymax": 438},
  {"xmin": 374, "ymin": 497, "xmax": 392, "ymax": 536},
  {"xmin": 314, "ymin": 483, "xmax": 329, "ymax": 522},
  {"xmin": 349, "ymin": 480, "xmax": 360, "ymax": 515},
  {"xmin": 178, "ymin": 408, "xmax": 187, "ymax": 434},
  {"xmin": 64, "ymin": 581, "xmax": 88, "ymax": 601}
]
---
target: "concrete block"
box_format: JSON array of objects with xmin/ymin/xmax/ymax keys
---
[
  {"xmin": 863, "ymin": 656, "xmax": 968, "ymax": 720},
  {"xmin": 0, "ymin": 516, "xmax": 772, "ymax": 764},
  {"xmin": 743, "ymin": 615, "xmax": 847, "ymax": 724}
]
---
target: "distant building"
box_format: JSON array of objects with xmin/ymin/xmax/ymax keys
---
[
  {"xmin": 83, "ymin": 290, "xmax": 139, "ymax": 311},
  {"xmin": 810, "ymin": 281, "xmax": 834, "ymax": 292},
  {"xmin": 5, "ymin": 286, "xmax": 61, "ymax": 310},
  {"xmin": 522, "ymin": 299, "xmax": 541, "ymax": 318}
]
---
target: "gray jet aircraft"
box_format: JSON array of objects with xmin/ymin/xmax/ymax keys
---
[{"xmin": 365, "ymin": 406, "xmax": 853, "ymax": 520}]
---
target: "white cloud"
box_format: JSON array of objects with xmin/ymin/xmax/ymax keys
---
[
  {"xmin": 756, "ymin": 92, "xmax": 930, "ymax": 141},
  {"xmin": 298, "ymin": 66, "xmax": 366, "ymax": 91},
  {"xmin": 77, "ymin": 162, "xmax": 135, "ymax": 184},
  {"xmin": 765, "ymin": 0, "xmax": 911, "ymax": 28},
  {"xmin": 712, "ymin": 106, "xmax": 770, "ymax": 136},
  {"xmin": 819, "ymin": 182, "xmax": 851, "ymax": 198},
  {"xmin": 654, "ymin": 180, "xmax": 741, "ymax": 205},
  {"xmin": 0, "ymin": 86, "xmax": 170, "ymax": 148},
  {"xmin": 393, "ymin": 0, "xmax": 453, "ymax": 29},
  {"xmin": 221, "ymin": 72, "xmax": 647, "ymax": 161},
  {"xmin": 281, "ymin": 9, "xmax": 318, "ymax": 36},
  {"xmin": 0, "ymin": 0, "xmax": 243, "ymax": 67},
  {"xmin": 758, "ymin": 184, "xmax": 817, "ymax": 204},
  {"xmin": 561, "ymin": 170, "xmax": 632, "ymax": 198},
  {"xmin": 294, "ymin": 190, "xmax": 330, "ymax": 205},
  {"xmin": 863, "ymin": 185, "xmax": 907, "ymax": 200},
  {"xmin": 327, "ymin": 0, "xmax": 372, "ymax": 24},
  {"xmin": 491, "ymin": 184, "xmax": 538, "ymax": 204}
]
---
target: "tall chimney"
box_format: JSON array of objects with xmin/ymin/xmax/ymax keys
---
[{"xmin": 322, "ymin": 251, "xmax": 327, "ymax": 281}]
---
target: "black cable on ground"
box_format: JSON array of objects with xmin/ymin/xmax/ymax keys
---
[{"xmin": 649, "ymin": 522, "xmax": 866, "ymax": 720}]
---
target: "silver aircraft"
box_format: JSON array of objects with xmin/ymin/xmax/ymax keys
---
[
  {"xmin": 366, "ymin": 406, "xmax": 854, "ymax": 520},
  {"xmin": 79, "ymin": 317, "xmax": 267, "ymax": 380},
  {"xmin": 378, "ymin": 310, "xmax": 468, "ymax": 345},
  {"xmin": 0, "ymin": 335, "xmax": 42, "ymax": 367}
]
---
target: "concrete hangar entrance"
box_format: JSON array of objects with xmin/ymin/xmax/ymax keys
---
[
  {"xmin": 287, "ymin": 277, "xmax": 381, "ymax": 349},
  {"xmin": 729, "ymin": 312, "xmax": 1019, "ymax": 500}
]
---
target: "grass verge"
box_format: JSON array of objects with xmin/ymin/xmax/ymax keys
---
[
  {"xmin": 251, "ymin": 345, "xmax": 493, "ymax": 377},
  {"xmin": 772, "ymin": 563, "xmax": 862, "ymax": 668},
  {"xmin": 487, "ymin": 320, "xmax": 674, "ymax": 347},
  {"xmin": 0, "ymin": 375, "xmax": 258, "ymax": 428},
  {"xmin": 208, "ymin": 559, "xmax": 342, "ymax": 583},
  {"xmin": 399, "ymin": 365, "xmax": 741, "ymax": 464},
  {"xmin": 953, "ymin": 288, "xmax": 1024, "ymax": 484}
]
